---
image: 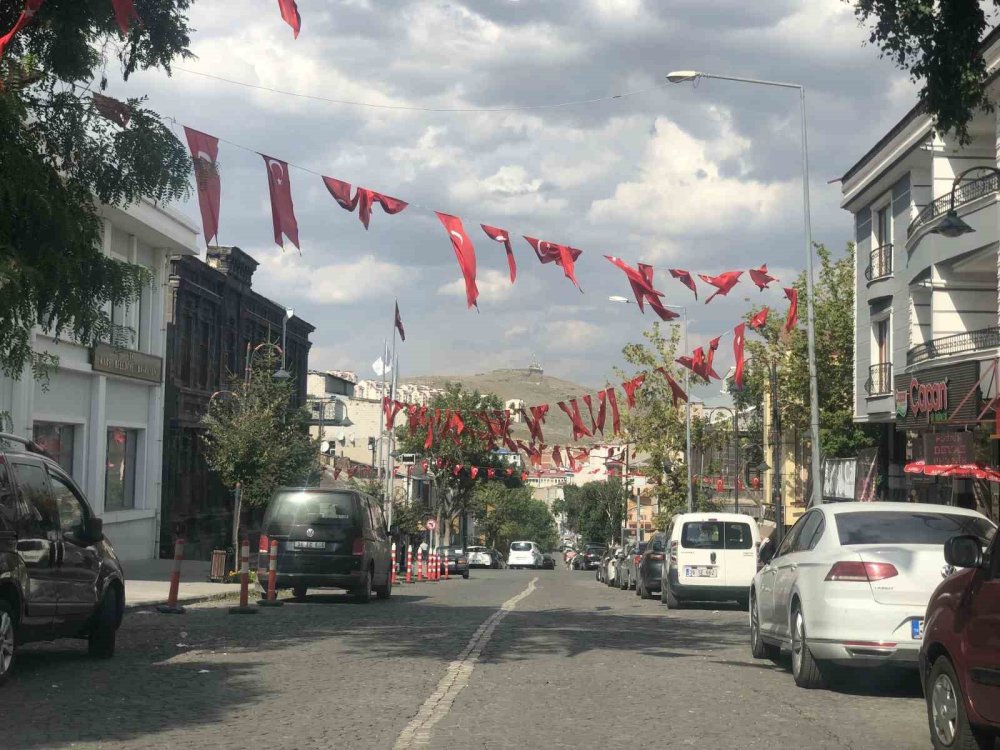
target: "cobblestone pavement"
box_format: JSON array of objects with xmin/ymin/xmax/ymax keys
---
[{"xmin": 4, "ymin": 568, "xmax": 936, "ymax": 749}]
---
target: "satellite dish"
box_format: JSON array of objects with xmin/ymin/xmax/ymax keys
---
[
  {"xmin": 320, "ymin": 441, "xmax": 331, "ymax": 454},
  {"xmin": 336, "ymin": 431, "xmax": 345, "ymax": 443}
]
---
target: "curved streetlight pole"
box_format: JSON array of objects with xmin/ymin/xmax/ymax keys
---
[
  {"xmin": 666, "ymin": 70, "xmax": 823, "ymax": 507},
  {"xmin": 930, "ymin": 165, "xmax": 1000, "ymax": 238}
]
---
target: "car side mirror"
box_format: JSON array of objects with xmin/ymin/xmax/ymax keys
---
[
  {"xmin": 944, "ymin": 535, "xmax": 983, "ymax": 569},
  {"xmin": 88, "ymin": 517, "xmax": 104, "ymax": 544},
  {"xmin": 758, "ymin": 543, "xmax": 776, "ymax": 566}
]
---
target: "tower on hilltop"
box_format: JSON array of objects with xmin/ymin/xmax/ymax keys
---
[{"xmin": 527, "ymin": 357, "xmax": 543, "ymax": 377}]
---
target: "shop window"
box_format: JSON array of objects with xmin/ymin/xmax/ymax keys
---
[
  {"xmin": 32, "ymin": 422, "xmax": 76, "ymax": 477},
  {"xmin": 105, "ymin": 428, "xmax": 139, "ymax": 511}
]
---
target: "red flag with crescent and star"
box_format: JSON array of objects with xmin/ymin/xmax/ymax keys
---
[
  {"xmin": 110, "ymin": 0, "xmax": 140, "ymax": 35},
  {"xmin": 184, "ymin": 127, "xmax": 221, "ymax": 247},
  {"xmin": 481, "ymin": 225, "xmax": 517, "ymax": 284},
  {"xmin": 669, "ymin": 269, "xmax": 698, "ymax": 300},
  {"xmin": 262, "ymin": 155, "xmax": 299, "ymax": 249},
  {"xmin": 524, "ymin": 236, "xmax": 583, "ymax": 291},
  {"xmin": 749, "ymin": 264, "xmax": 777, "ymax": 291},
  {"xmin": 0, "ymin": 0, "xmax": 45, "ymax": 60},
  {"xmin": 749, "ymin": 307, "xmax": 769, "ymax": 331},
  {"xmin": 322, "ymin": 177, "xmax": 407, "ymax": 229},
  {"xmin": 394, "ymin": 301, "xmax": 405, "ymax": 342},
  {"xmin": 783, "ymin": 287, "xmax": 799, "ymax": 334},
  {"xmin": 733, "ymin": 323, "xmax": 746, "ymax": 389},
  {"xmin": 699, "ymin": 271, "xmax": 743, "ymax": 304},
  {"xmin": 276, "ymin": 0, "xmax": 301, "ymax": 37},
  {"xmin": 435, "ymin": 212, "xmax": 479, "ymax": 309}
]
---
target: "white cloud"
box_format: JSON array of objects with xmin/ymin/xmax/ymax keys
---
[
  {"xmin": 542, "ymin": 320, "xmax": 606, "ymax": 351},
  {"xmin": 437, "ymin": 269, "xmax": 517, "ymax": 302},
  {"xmin": 256, "ymin": 252, "xmax": 411, "ymax": 304}
]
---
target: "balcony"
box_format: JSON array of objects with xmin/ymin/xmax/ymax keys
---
[
  {"xmin": 907, "ymin": 326, "xmax": 1000, "ymax": 366},
  {"xmin": 908, "ymin": 171, "xmax": 1000, "ymax": 238},
  {"xmin": 865, "ymin": 362, "xmax": 892, "ymax": 396},
  {"xmin": 864, "ymin": 243, "xmax": 892, "ymax": 282}
]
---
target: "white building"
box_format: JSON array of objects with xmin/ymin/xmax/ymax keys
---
[
  {"xmin": 0, "ymin": 200, "xmax": 198, "ymax": 559},
  {"xmin": 841, "ymin": 26, "xmax": 1000, "ymax": 517}
]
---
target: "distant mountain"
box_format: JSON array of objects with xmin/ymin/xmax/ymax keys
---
[{"xmin": 404, "ymin": 368, "xmax": 603, "ymax": 446}]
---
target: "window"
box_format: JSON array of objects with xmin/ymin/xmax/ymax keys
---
[
  {"xmin": 876, "ymin": 205, "xmax": 891, "ymax": 247},
  {"xmin": 11, "ymin": 461, "xmax": 57, "ymax": 535},
  {"xmin": 681, "ymin": 521, "xmax": 753, "ymax": 550},
  {"xmin": 32, "ymin": 422, "xmax": 76, "ymax": 476},
  {"xmin": 874, "ymin": 319, "xmax": 889, "ymax": 366},
  {"xmin": 105, "ymin": 428, "xmax": 138, "ymax": 511},
  {"xmin": 48, "ymin": 470, "xmax": 86, "ymax": 539},
  {"xmin": 792, "ymin": 512, "xmax": 823, "ymax": 553},
  {"xmin": 775, "ymin": 515, "xmax": 807, "ymax": 558},
  {"xmin": 835, "ymin": 511, "xmax": 995, "ymax": 546},
  {"xmin": 0, "ymin": 462, "xmax": 17, "ymax": 530}
]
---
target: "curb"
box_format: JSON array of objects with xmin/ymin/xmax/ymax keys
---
[{"xmin": 125, "ymin": 589, "xmax": 242, "ymax": 611}]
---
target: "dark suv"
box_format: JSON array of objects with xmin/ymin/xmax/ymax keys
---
[
  {"xmin": 0, "ymin": 434, "xmax": 124, "ymax": 685},
  {"xmin": 259, "ymin": 485, "xmax": 393, "ymax": 603}
]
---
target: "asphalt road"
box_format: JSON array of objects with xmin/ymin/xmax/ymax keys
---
[{"xmin": 4, "ymin": 568, "xmax": 936, "ymax": 749}]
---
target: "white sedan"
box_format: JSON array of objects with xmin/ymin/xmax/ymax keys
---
[
  {"xmin": 750, "ymin": 502, "xmax": 995, "ymax": 689},
  {"xmin": 466, "ymin": 546, "xmax": 493, "ymax": 568}
]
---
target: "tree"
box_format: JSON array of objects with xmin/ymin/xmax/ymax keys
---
[
  {"xmin": 394, "ymin": 383, "xmax": 518, "ymax": 542},
  {"xmin": 0, "ymin": 2, "xmax": 193, "ymax": 378},
  {"xmin": 201, "ymin": 350, "xmax": 318, "ymax": 546},
  {"xmin": 560, "ymin": 480, "xmax": 628, "ymax": 545},
  {"xmin": 743, "ymin": 243, "xmax": 878, "ymax": 459},
  {"xmin": 474, "ymin": 482, "xmax": 558, "ymax": 552},
  {"xmin": 853, "ymin": 1, "xmax": 996, "ymax": 143}
]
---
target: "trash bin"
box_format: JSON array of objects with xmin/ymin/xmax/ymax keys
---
[{"xmin": 210, "ymin": 549, "xmax": 227, "ymax": 582}]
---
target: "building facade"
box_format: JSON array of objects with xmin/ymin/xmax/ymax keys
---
[
  {"xmin": 160, "ymin": 246, "xmax": 314, "ymax": 559},
  {"xmin": 0, "ymin": 201, "xmax": 199, "ymax": 560},
  {"xmin": 841, "ymin": 29, "xmax": 1000, "ymax": 521}
]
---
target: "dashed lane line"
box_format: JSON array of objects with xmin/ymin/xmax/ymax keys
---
[{"xmin": 392, "ymin": 577, "xmax": 539, "ymax": 749}]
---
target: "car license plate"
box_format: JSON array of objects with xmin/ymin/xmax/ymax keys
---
[
  {"xmin": 294, "ymin": 541, "xmax": 326, "ymax": 549},
  {"xmin": 684, "ymin": 566, "xmax": 717, "ymax": 578},
  {"xmin": 911, "ymin": 619, "xmax": 924, "ymax": 639}
]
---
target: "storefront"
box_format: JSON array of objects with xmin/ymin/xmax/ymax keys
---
[{"xmin": 894, "ymin": 360, "xmax": 999, "ymax": 521}]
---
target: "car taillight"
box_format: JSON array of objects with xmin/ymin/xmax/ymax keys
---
[
  {"xmin": 633, "ymin": 554, "xmax": 642, "ymax": 564},
  {"xmin": 259, "ymin": 534, "xmax": 269, "ymax": 555},
  {"xmin": 352, "ymin": 538, "xmax": 364, "ymax": 556},
  {"xmin": 669, "ymin": 541, "xmax": 678, "ymax": 563},
  {"xmin": 825, "ymin": 561, "xmax": 898, "ymax": 582},
  {"xmin": 649, "ymin": 552, "xmax": 665, "ymax": 561}
]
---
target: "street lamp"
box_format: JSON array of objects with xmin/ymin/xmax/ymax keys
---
[
  {"xmin": 666, "ymin": 69, "xmax": 823, "ymax": 507},
  {"xmin": 609, "ymin": 296, "xmax": 693, "ymax": 512},
  {"xmin": 273, "ymin": 308, "xmax": 294, "ymax": 382},
  {"xmin": 929, "ymin": 165, "xmax": 1000, "ymax": 238}
]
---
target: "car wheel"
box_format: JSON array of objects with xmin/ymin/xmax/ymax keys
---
[
  {"xmin": 353, "ymin": 568, "xmax": 373, "ymax": 604},
  {"xmin": 790, "ymin": 605, "xmax": 824, "ymax": 689},
  {"xmin": 374, "ymin": 568, "xmax": 392, "ymax": 600},
  {"xmin": 927, "ymin": 656, "xmax": 994, "ymax": 750},
  {"xmin": 749, "ymin": 592, "xmax": 780, "ymax": 662},
  {"xmin": 639, "ymin": 578, "xmax": 652, "ymax": 600},
  {"xmin": 292, "ymin": 585, "xmax": 307, "ymax": 600},
  {"xmin": 661, "ymin": 583, "xmax": 680, "ymax": 609},
  {"xmin": 88, "ymin": 587, "xmax": 119, "ymax": 659},
  {"xmin": 462, "ymin": 569, "xmax": 470, "ymax": 580},
  {"xmin": 0, "ymin": 599, "xmax": 17, "ymax": 686}
]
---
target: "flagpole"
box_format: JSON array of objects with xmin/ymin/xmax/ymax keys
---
[
  {"xmin": 380, "ymin": 337, "xmax": 388, "ymax": 488},
  {"xmin": 387, "ymin": 315, "xmax": 398, "ymax": 528}
]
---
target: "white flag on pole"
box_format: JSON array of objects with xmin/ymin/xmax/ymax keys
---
[{"xmin": 372, "ymin": 357, "xmax": 392, "ymax": 377}]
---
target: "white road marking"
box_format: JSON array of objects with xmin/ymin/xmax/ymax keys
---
[{"xmin": 392, "ymin": 577, "xmax": 539, "ymax": 749}]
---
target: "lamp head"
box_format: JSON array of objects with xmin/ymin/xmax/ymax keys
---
[
  {"xmin": 666, "ymin": 70, "xmax": 700, "ymax": 84},
  {"xmin": 285, "ymin": 307, "xmax": 294, "ymax": 320},
  {"xmin": 931, "ymin": 209, "xmax": 974, "ymax": 238},
  {"xmin": 273, "ymin": 368, "xmax": 292, "ymax": 382}
]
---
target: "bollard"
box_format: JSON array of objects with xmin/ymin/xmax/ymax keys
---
[
  {"xmin": 391, "ymin": 542, "xmax": 398, "ymax": 585},
  {"xmin": 417, "ymin": 548, "xmax": 424, "ymax": 582},
  {"xmin": 229, "ymin": 540, "xmax": 258, "ymax": 615},
  {"xmin": 444, "ymin": 549, "xmax": 450, "ymax": 580},
  {"xmin": 258, "ymin": 539, "xmax": 283, "ymax": 607},
  {"xmin": 405, "ymin": 545, "xmax": 413, "ymax": 584},
  {"xmin": 430, "ymin": 551, "xmax": 438, "ymax": 582},
  {"xmin": 157, "ymin": 539, "xmax": 186, "ymax": 614}
]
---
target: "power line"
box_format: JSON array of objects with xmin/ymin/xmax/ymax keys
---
[{"xmin": 172, "ymin": 66, "xmax": 670, "ymax": 113}]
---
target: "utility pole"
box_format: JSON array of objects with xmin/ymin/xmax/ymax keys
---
[{"xmin": 770, "ymin": 362, "xmax": 784, "ymax": 539}]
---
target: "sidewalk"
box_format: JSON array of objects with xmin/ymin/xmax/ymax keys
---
[{"xmin": 120, "ymin": 558, "xmax": 243, "ymax": 609}]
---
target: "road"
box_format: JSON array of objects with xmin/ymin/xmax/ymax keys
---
[{"xmin": 5, "ymin": 568, "xmax": 931, "ymax": 749}]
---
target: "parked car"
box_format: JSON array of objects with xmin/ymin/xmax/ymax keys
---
[
  {"xmin": 467, "ymin": 545, "xmax": 493, "ymax": 568},
  {"xmin": 508, "ymin": 540, "xmax": 543, "ymax": 569},
  {"xmin": 596, "ymin": 547, "xmax": 614, "ymax": 582},
  {"xmin": 259, "ymin": 485, "xmax": 393, "ymax": 603},
  {"xmin": 750, "ymin": 502, "xmax": 994, "ymax": 690},
  {"xmin": 0, "ymin": 433, "xmax": 124, "ymax": 685},
  {"xmin": 606, "ymin": 546, "xmax": 626, "ymax": 587},
  {"xmin": 575, "ymin": 543, "xmax": 606, "ymax": 571},
  {"xmin": 541, "ymin": 553, "xmax": 556, "ymax": 570},
  {"xmin": 437, "ymin": 546, "xmax": 470, "ymax": 579},
  {"xmin": 920, "ymin": 530, "xmax": 1000, "ymax": 749},
  {"xmin": 662, "ymin": 512, "xmax": 760, "ymax": 609},
  {"xmin": 619, "ymin": 541, "xmax": 648, "ymax": 590},
  {"xmin": 636, "ymin": 534, "xmax": 666, "ymax": 599},
  {"xmin": 488, "ymin": 548, "xmax": 507, "ymax": 569}
]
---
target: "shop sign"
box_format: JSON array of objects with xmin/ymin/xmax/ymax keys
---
[
  {"xmin": 90, "ymin": 344, "xmax": 162, "ymax": 384},
  {"xmin": 923, "ymin": 432, "xmax": 974, "ymax": 465},
  {"xmin": 894, "ymin": 361, "xmax": 981, "ymax": 429}
]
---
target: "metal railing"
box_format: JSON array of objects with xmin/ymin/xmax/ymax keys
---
[
  {"xmin": 908, "ymin": 171, "xmax": 1000, "ymax": 237},
  {"xmin": 864, "ymin": 243, "xmax": 893, "ymax": 281},
  {"xmin": 865, "ymin": 362, "xmax": 892, "ymax": 396},
  {"xmin": 907, "ymin": 326, "xmax": 1000, "ymax": 366}
]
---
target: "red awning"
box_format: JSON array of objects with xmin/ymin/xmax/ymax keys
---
[{"xmin": 904, "ymin": 461, "xmax": 1000, "ymax": 481}]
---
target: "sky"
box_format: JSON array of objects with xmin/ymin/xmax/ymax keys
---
[{"xmin": 110, "ymin": 0, "xmax": 918, "ymax": 401}]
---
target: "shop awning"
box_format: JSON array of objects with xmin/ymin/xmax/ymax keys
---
[{"xmin": 904, "ymin": 461, "xmax": 1000, "ymax": 482}]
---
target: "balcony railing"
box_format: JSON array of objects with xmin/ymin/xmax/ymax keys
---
[
  {"xmin": 864, "ymin": 243, "xmax": 893, "ymax": 281},
  {"xmin": 908, "ymin": 171, "xmax": 1000, "ymax": 237},
  {"xmin": 907, "ymin": 326, "xmax": 1000, "ymax": 366},
  {"xmin": 865, "ymin": 362, "xmax": 892, "ymax": 396}
]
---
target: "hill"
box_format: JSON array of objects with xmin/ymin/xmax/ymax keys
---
[{"xmin": 404, "ymin": 368, "xmax": 603, "ymax": 447}]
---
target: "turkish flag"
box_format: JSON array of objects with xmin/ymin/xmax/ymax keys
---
[
  {"xmin": 699, "ymin": 271, "xmax": 743, "ymax": 304},
  {"xmin": 262, "ymin": 155, "xmax": 299, "ymax": 249},
  {"xmin": 111, "ymin": 0, "xmax": 139, "ymax": 35},
  {"xmin": 669, "ymin": 269, "xmax": 698, "ymax": 300},
  {"xmin": 525, "ymin": 236, "xmax": 583, "ymax": 290},
  {"xmin": 557, "ymin": 399, "xmax": 592, "ymax": 440},
  {"xmin": 277, "ymin": 0, "xmax": 301, "ymax": 37},
  {"xmin": 0, "ymin": 0, "xmax": 44, "ymax": 60},
  {"xmin": 322, "ymin": 177, "xmax": 407, "ymax": 229},
  {"xmin": 749, "ymin": 264, "xmax": 777, "ymax": 291},
  {"xmin": 733, "ymin": 323, "xmax": 746, "ymax": 389},
  {"xmin": 436, "ymin": 212, "xmax": 479, "ymax": 309},
  {"xmin": 749, "ymin": 307, "xmax": 769, "ymax": 331},
  {"xmin": 783, "ymin": 287, "xmax": 799, "ymax": 333},
  {"xmin": 621, "ymin": 374, "xmax": 646, "ymax": 408},
  {"xmin": 394, "ymin": 301, "xmax": 405, "ymax": 342},
  {"xmin": 184, "ymin": 127, "xmax": 221, "ymax": 247},
  {"xmin": 481, "ymin": 225, "xmax": 516, "ymax": 283},
  {"xmin": 607, "ymin": 387, "xmax": 621, "ymax": 434}
]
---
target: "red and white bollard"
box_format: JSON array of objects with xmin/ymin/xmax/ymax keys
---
[
  {"xmin": 405, "ymin": 545, "xmax": 413, "ymax": 584},
  {"xmin": 444, "ymin": 549, "xmax": 450, "ymax": 580},
  {"xmin": 229, "ymin": 539, "xmax": 258, "ymax": 615},
  {"xmin": 259, "ymin": 539, "xmax": 283, "ymax": 607},
  {"xmin": 391, "ymin": 542, "xmax": 398, "ymax": 585},
  {"xmin": 428, "ymin": 550, "xmax": 435, "ymax": 582},
  {"xmin": 431, "ymin": 551, "xmax": 439, "ymax": 582},
  {"xmin": 157, "ymin": 538, "xmax": 186, "ymax": 614},
  {"xmin": 417, "ymin": 548, "xmax": 424, "ymax": 582}
]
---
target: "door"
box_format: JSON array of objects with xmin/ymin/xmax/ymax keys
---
[
  {"xmin": 966, "ymin": 534, "xmax": 1000, "ymax": 723},
  {"xmin": 9, "ymin": 460, "xmax": 60, "ymax": 628},
  {"xmin": 366, "ymin": 497, "xmax": 390, "ymax": 585},
  {"xmin": 722, "ymin": 521, "xmax": 756, "ymax": 589},
  {"xmin": 677, "ymin": 520, "xmax": 726, "ymax": 589},
  {"xmin": 48, "ymin": 468, "xmax": 101, "ymax": 626},
  {"xmin": 771, "ymin": 511, "xmax": 823, "ymax": 640}
]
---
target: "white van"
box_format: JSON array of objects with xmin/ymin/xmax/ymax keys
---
[
  {"xmin": 660, "ymin": 512, "xmax": 760, "ymax": 609},
  {"xmin": 508, "ymin": 541, "xmax": 543, "ymax": 569}
]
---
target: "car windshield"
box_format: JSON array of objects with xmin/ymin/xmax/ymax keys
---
[
  {"xmin": 510, "ymin": 542, "xmax": 533, "ymax": 551},
  {"xmin": 835, "ymin": 511, "xmax": 996, "ymax": 546},
  {"xmin": 681, "ymin": 521, "xmax": 753, "ymax": 550},
  {"xmin": 264, "ymin": 490, "xmax": 360, "ymax": 531},
  {"xmin": 438, "ymin": 546, "xmax": 465, "ymax": 554}
]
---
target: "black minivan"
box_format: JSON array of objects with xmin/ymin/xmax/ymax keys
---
[{"xmin": 259, "ymin": 485, "xmax": 393, "ymax": 603}]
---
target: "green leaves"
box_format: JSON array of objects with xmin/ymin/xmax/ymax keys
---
[
  {"xmin": 474, "ymin": 482, "xmax": 558, "ymax": 552},
  {"xmin": 561, "ymin": 480, "xmax": 627, "ymax": 545}
]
